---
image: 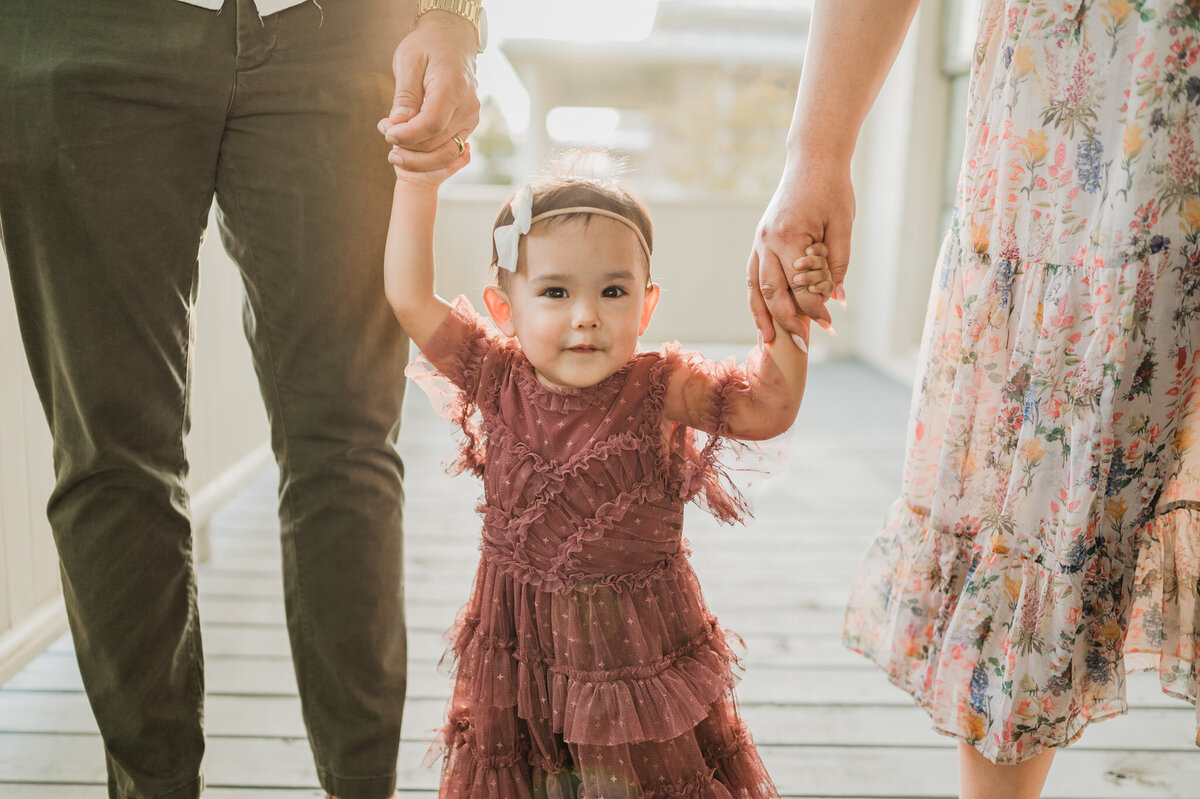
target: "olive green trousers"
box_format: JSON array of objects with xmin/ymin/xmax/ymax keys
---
[{"xmin": 0, "ymin": 0, "xmax": 413, "ymax": 796}]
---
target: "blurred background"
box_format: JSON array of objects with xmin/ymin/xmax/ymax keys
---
[{"xmin": 0, "ymin": 0, "xmax": 979, "ymax": 693}]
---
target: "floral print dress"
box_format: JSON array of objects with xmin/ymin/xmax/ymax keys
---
[{"xmin": 843, "ymin": 0, "xmax": 1200, "ymax": 764}]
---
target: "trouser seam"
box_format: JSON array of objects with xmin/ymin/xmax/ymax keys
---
[{"xmin": 183, "ymin": 264, "xmax": 206, "ymax": 754}]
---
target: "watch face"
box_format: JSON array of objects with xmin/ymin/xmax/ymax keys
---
[{"xmin": 477, "ymin": 5, "xmax": 488, "ymax": 52}]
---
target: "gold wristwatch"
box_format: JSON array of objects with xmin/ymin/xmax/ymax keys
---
[{"xmin": 417, "ymin": 0, "xmax": 487, "ymax": 53}]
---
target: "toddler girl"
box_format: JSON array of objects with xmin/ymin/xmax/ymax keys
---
[{"xmin": 383, "ymin": 145, "xmax": 832, "ymax": 799}]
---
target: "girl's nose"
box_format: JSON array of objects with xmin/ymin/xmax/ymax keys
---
[{"xmin": 572, "ymin": 301, "xmax": 600, "ymax": 328}]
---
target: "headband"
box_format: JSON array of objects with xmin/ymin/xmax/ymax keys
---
[{"xmin": 493, "ymin": 184, "xmax": 652, "ymax": 272}]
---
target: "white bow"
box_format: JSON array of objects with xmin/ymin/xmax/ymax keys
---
[{"xmin": 493, "ymin": 184, "xmax": 534, "ymax": 272}]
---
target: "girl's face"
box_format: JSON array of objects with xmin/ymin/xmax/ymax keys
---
[{"xmin": 483, "ymin": 216, "xmax": 660, "ymax": 391}]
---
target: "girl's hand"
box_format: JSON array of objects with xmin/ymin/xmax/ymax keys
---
[{"xmin": 791, "ymin": 241, "xmax": 836, "ymax": 303}]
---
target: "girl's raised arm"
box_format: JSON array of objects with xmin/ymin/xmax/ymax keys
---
[{"xmin": 382, "ymin": 146, "xmax": 471, "ymax": 350}]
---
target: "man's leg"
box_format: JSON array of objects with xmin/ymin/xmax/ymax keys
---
[
  {"xmin": 0, "ymin": 1, "xmax": 234, "ymax": 796},
  {"xmin": 213, "ymin": 2, "xmax": 412, "ymax": 797}
]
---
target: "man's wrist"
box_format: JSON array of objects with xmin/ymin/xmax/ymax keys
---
[
  {"xmin": 414, "ymin": 10, "xmax": 481, "ymax": 55},
  {"xmin": 416, "ymin": 0, "xmax": 486, "ymax": 53}
]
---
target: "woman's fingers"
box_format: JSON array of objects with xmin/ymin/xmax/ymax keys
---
[
  {"xmin": 758, "ymin": 247, "xmax": 814, "ymax": 340},
  {"xmin": 746, "ymin": 249, "xmax": 776, "ymax": 343}
]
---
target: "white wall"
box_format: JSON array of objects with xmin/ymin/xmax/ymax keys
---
[
  {"xmin": 0, "ymin": 206, "xmax": 270, "ymax": 684},
  {"xmin": 0, "ymin": 243, "xmax": 59, "ymax": 686}
]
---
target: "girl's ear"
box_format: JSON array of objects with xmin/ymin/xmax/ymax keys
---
[
  {"xmin": 638, "ymin": 283, "xmax": 661, "ymax": 336},
  {"xmin": 483, "ymin": 285, "xmax": 517, "ymax": 336}
]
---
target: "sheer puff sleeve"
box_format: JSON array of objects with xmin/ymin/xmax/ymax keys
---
[
  {"xmin": 404, "ymin": 295, "xmax": 514, "ymax": 476},
  {"xmin": 659, "ymin": 342, "xmax": 791, "ymax": 526}
]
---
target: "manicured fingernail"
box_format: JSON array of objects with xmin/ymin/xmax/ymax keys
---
[
  {"xmin": 791, "ymin": 334, "xmax": 809, "ymax": 353},
  {"xmin": 757, "ymin": 330, "xmax": 764, "ymax": 346},
  {"xmin": 804, "ymin": 246, "xmax": 814, "ymax": 255},
  {"xmin": 834, "ymin": 282, "xmax": 847, "ymax": 308},
  {"xmin": 818, "ymin": 320, "xmax": 836, "ymax": 336}
]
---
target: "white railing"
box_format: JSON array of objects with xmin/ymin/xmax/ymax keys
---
[{"xmin": 0, "ymin": 208, "xmax": 271, "ymax": 683}]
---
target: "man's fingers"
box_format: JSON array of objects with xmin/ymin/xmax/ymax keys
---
[
  {"xmin": 390, "ymin": 44, "xmax": 427, "ymax": 123},
  {"xmin": 390, "ymin": 97, "xmax": 455, "ymax": 148},
  {"xmin": 391, "ymin": 80, "xmax": 480, "ymax": 149},
  {"xmin": 387, "ymin": 138, "xmax": 469, "ymax": 173},
  {"xmin": 387, "ymin": 106, "xmax": 479, "ymax": 151}
]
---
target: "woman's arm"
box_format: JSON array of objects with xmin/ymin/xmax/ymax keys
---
[
  {"xmin": 749, "ymin": 0, "xmax": 922, "ymax": 342},
  {"xmin": 382, "ymin": 147, "xmax": 471, "ymax": 349}
]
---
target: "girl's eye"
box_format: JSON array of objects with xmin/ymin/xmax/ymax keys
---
[
  {"xmin": 602, "ymin": 286, "xmax": 627, "ymax": 298},
  {"xmin": 542, "ymin": 287, "xmax": 567, "ymax": 299}
]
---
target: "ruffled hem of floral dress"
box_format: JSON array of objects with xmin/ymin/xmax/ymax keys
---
[{"xmin": 844, "ymin": 500, "xmax": 1200, "ymax": 764}]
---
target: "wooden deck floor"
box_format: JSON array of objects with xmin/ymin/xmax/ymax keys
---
[{"xmin": 2, "ymin": 360, "xmax": 1197, "ymax": 798}]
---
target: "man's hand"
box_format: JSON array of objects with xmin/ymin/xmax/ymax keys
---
[
  {"xmin": 378, "ymin": 10, "xmax": 481, "ymax": 173},
  {"xmin": 748, "ymin": 154, "xmax": 853, "ymax": 342}
]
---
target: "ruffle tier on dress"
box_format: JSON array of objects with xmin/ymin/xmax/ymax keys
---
[
  {"xmin": 407, "ymin": 297, "xmax": 781, "ymax": 798},
  {"xmin": 432, "ymin": 560, "xmax": 774, "ymax": 799}
]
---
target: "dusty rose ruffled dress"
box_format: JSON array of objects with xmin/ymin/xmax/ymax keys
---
[{"xmin": 406, "ymin": 297, "xmax": 778, "ymax": 799}]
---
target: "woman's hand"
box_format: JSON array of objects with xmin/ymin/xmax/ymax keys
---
[{"xmin": 749, "ymin": 154, "xmax": 854, "ymax": 343}]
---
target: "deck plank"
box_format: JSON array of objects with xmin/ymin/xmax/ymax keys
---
[
  {"xmin": 1, "ymin": 691, "xmax": 1195, "ymax": 753},
  {"xmin": 3, "ymin": 733, "xmax": 1200, "ymax": 798}
]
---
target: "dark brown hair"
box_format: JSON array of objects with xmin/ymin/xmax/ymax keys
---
[{"xmin": 489, "ymin": 177, "xmax": 654, "ymax": 285}]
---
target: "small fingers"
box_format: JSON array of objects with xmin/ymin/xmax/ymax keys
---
[
  {"xmin": 791, "ymin": 250, "xmax": 834, "ymax": 302},
  {"xmin": 794, "ymin": 278, "xmax": 836, "ymax": 299},
  {"xmin": 814, "ymin": 279, "xmax": 836, "ymax": 295},
  {"xmin": 791, "ymin": 255, "xmax": 831, "ymax": 276}
]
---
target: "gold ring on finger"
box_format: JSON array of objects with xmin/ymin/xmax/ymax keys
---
[{"xmin": 451, "ymin": 134, "xmax": 465, "ymax": 155}]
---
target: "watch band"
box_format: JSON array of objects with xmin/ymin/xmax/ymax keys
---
[{"xmin": 417, "ymin": 0, "xmax": 487, "ymax": 53}]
